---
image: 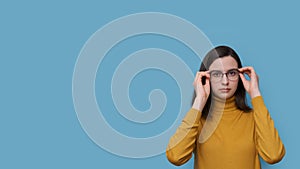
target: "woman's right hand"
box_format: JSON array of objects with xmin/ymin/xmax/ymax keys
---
[{"xmin": 192, "ymin": 71, "xmax": 210, "ymax": 110}]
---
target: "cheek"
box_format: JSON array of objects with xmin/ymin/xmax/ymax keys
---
[
  {"xmin": 210, "ymin": 82, "xmax": 219, "ymax": 93},
  {"xmin": 230, "ymin": 81, "xmax": 239, "ymax": 91}
]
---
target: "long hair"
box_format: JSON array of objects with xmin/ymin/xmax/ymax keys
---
[{"xmin": 192, "ymin": 45, "xmax": 251, "ymax": 119}]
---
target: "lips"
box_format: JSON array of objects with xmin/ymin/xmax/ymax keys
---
[{"xmin": 219, "ymin": 88, "xmax": 231, "ymax": 92}]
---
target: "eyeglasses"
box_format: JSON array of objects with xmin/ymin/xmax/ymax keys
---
[{"xmin": 209, "ymin": 68, "xmax": 240, "ymax": 82}]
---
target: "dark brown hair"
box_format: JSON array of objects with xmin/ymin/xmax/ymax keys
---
[{"xmin": 192, "ymin": 45, "xmax": 251, "ymax": 119}]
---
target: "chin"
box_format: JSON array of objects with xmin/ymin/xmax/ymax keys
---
[{"xmin": 214, "ymin": 92, "xmax": 234, "ymax": 100}]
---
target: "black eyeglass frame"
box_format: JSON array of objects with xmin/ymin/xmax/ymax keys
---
[{"xmin": 208, "ymin": 68, "xmax": 240, "ymax": 82}]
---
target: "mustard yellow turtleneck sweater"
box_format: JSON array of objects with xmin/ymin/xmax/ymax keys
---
[{"xmin": 166, "ymin": 96, "xmax": 285, "ymax": 169}]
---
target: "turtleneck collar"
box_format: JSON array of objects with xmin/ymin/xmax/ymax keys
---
[{"xmin": 211, "ymin": 95, "xmax": 239, "ymax": 114}]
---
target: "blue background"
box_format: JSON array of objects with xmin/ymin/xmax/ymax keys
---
[{"xmin": 1, "ymin": 0, "xmax": 298, "ymax": 168}]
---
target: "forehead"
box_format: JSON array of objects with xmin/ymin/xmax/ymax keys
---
[{"xmin": 208, "ymin": 56, "xmax": 238, "ymax": 70}]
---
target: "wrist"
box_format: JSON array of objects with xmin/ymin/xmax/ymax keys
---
[
  {"xmin": 192, "ymin": 96, "xmax": 207, "ymax": 110},
  {"xmin": 250, "ymin": 90, "xmax": 261, "ymax": 99}
]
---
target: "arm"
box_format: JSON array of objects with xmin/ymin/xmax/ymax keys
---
[
  {"xmin": 252, "ymin": 96, "xmax": 285, "ymax": 164},
  {"xmin": 239, "ymin": 66, "xmax": 285, "ymax": 164},
  {"xmin": 166, "ymin": 108, "xmax": 202, "ymax": 166},
  {"xmin": 166, "ymin": 71, "xmax": 210, "ymax": 166}
]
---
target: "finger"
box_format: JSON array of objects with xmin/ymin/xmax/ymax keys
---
[
  {"xmin": 201, "ymin": 71, "xmax": 211, "ymax": 85},
  {"xmin": 238, "ymin": 70, "xmax": 250, "ymax": 80},
  {"xmin": 204, "ymin": 71, "xmax": 210, "ymax": 78},
  {"xmin": 239, "ymin": 67, "xmax": 253, "ymax": 78},
  {"xmin": 197, "ymin": 72, "xmax": 207, "ymax": 85},
  {"xmin": 239, "ymin": 66, "xmax": 253, "ymax": 72},
  {"xmin": 204, "ymin": 77, "xmax": 210, "ymax": 87},
  {"xmin": 247, "ymin": 67, "xmax": 258, "ymax": 79},
  {"xmin": 241, "ymin": 66, "xmax": 256, "ymax": 74},
  {"xmin": 194, "ymin": 72, "xmax": 203, "ymax": 85},
  {"xmin": 238, "ymin": 67, "xmax": 248, "ymax": 73},
  {"xmin": 193, "ymin": 72, "xmax": 200, "ymax": 85},
  {"xmin": 194, "ymin": 71, "xmax": 208, "ymax": 86}
]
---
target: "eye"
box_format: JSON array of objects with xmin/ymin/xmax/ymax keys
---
[
  {"xmin": 228, "ymin": 70, "xmax": 238, "ymax": 77},
  {"xmin": 211, "ymin": 71, "xmax": 222, "ymax": 77}
]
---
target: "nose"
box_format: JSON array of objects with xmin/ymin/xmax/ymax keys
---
[{"xmin": 221, "ymin": 74, "xmax": 229, "ymax": 85}]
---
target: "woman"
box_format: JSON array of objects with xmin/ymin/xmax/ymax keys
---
[{"xmin": 166, "ymin": 46, "xmax": 285, "ymax": 169}]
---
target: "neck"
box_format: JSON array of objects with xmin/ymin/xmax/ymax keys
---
[{"xmin": 211, "ymin": 95, "xmax": 238, "ymax": 114}]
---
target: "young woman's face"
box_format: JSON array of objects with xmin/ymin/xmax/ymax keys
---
[{"xmin": 208, "ymin": 56, "xmax": 239, "ymax": 100}]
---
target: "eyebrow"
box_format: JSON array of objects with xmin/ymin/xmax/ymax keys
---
[{"xmin": 208, "ymin": 68, "xmax": 240, "ymax": 72}]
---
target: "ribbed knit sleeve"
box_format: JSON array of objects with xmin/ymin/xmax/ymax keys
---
[
  {"xmin": 252, "ymin": 96, "xmax": 285, "ymax": 164},
  {"xmin": 166, "ymin": 108, "xmax": 202, "ymax": 166}
]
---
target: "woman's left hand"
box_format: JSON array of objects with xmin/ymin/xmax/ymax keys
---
[{"xmin": 239, "ymin": 66, "xmax": 261, "ymax": 99}]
